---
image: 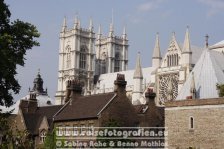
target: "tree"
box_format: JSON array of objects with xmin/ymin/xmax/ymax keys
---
[
  {"xmin": 0, "ymin": 0, "xmax": 40, "ymax": 107},
  {"xmin": 216, "ymin": 84, "xmax": 224, "ymax": 97}
]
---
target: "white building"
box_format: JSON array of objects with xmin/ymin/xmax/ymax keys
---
[{"xmin": 55, "ymin": 16, "xmax": 224, "ymax": 106}]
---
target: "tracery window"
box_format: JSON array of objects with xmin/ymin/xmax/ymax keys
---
[
  {"xmin": 79, "ymin": 46, "xmax": 87, "ymax": 69},
  {"xmin": 158, "ymin": 74, "xmax": 179, "ymax": 105},
  {"xmin": 66, "ymin": 46, "xmax": 71, "ymax": 68},
  {"xmin": 114, "ymin": 52, "xmax": 120, "ymax": 72}
]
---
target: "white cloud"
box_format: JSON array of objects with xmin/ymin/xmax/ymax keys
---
[
  {"xmin": 198, "ymin": 0, "xmax": 224, "ymax": 16},
  {"xmin": 137, "ymin": 0, "xmax": 164, "ymax": 12}
]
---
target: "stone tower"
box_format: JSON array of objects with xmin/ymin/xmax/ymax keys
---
[
  {"xmin": 55, "ymin": 17, "xmax": 95, "ymax": 105},
  {"xmin": 95, "ymin": 23, "xmax": 128, "ymax": 75}
]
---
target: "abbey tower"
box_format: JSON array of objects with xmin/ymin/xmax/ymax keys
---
[{"xmin": 55, "ymin": 17, "xmax": 128, "ymax": 105}]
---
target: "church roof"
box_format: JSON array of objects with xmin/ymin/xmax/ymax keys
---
[
  {"xmin": 97, "ymin": 67, "xmax": 155, "ymax": 92},
  {"xmin": 177, "ymin": 49, "xmax": 224, "ymax": 100}
]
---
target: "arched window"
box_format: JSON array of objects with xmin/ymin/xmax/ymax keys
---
[
  {"xmin": 40, "ymin": 129, "xmax": 46, "ymax": 143},
  {"xmin": 189, "ymin": 117, "xmax": 194, "ymax": 129},
  {"xmin": 114, "ymin": 52, "xmax": 120, "ymax": 72},
  {"xmin": 79, "ymin": 46, "xmax": 87, "ymax": 69},
  {"xmin": 66, "ymin": 46, "xmax": 71, "ymax": 68}
]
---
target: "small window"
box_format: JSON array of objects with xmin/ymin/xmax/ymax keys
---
[
  {"xmin": 58, "ymin": 126, "xmax": 63, "ymax": 136},
  {"xmin": 189, "ymin": 117, "xmax": 194, "ymax": 129},
  {"xmin": 73, "ymin": 124, "xmax": 78, "ymax": 136},
  {"xmin": 40, "ymin": 130, "xmax": 46, "ymax": 143},
  {"xmin": 65, "ymin": 125, "xmax": 71, "ymax": 136}
]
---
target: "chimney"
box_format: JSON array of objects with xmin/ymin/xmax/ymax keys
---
[
  {"xmin": 19, "ymin": 93, "xmax": 38, "ymax": 113},
  {"xmin": 114, "ymin": 74, "xmax": 127, "ymax": 95},
  {"xmin": 64, "ymin": 79, "xmax": 82, "ymax": 103},
  {"xmin": 145, "ymin": 88, "xmax": 156, "ymax": 105}
]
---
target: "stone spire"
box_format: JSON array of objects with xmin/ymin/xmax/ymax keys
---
[
  {"xmin": 190, "ymin": 72, "xmax": 196, "ymax": 99},
  {"xmin": 132, "ymin": 53, "xmax": 143, "ymax": 105},
  {"xmin": 152, "ymin": 32, "xmax": 162, "ymax": 68},
  {"xmin": 182, "ymin": 27, "xmax": 192, "ymax": 67},
  {"xmin": 89, "ymin": 17, "xmax": 93, "ymax": 31},
  {"xmin": 61, "ymin": 17, "xmax": 67, "ymax": 32},
  {"xmin": 182, "ymin": 26, "xmax": 191, "ymax": 53},
  {"xmin": 133, "ymin": 52, "xmax": 143, "ymax": 79}
]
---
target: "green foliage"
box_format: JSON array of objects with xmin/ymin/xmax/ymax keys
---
[
  {"xmin": 44, "ymin": 129, "xmax": 56, "ymax": 149},
  {"xmin": 0, "ymin": 0, "xmax": 40, "ymax": 107},
  {"xmin": 0, "ymin": 112, "xmax": 34, "ymax": 149},
  {"xmin": 216, "ymin": 84, "xmax": 224, "ymax": 97}
]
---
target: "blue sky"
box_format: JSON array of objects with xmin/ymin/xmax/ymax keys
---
[{"xmin": 5, "ymin": 0, "xmax": 224, "ymax": 101}]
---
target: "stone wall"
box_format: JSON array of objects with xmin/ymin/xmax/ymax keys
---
[{"xmin": 165, "ymin": 99, "xmax": 224, "ymax": 149}]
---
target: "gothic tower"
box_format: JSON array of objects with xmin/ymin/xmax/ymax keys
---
[
  {"xmin": 55, "ymin": 17, "xmax": 95, "ymax": 105},
  {"xmin": 95, "ymin": 23, "xmax": 128, "ymax": 75}
]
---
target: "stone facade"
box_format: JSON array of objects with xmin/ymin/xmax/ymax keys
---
[{"xmin": 165, "ymin": 98, "xmax": 224, "ymax": 149}]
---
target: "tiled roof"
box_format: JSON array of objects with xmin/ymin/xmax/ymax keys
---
[
  {"xmin": 54, "ymin": 93, "xmax": 116, "ymax": 121},
  {"xmin": 22, "ymin": 105, "xmax": 63, "ymax": 135},
  {"xmin": 23, "ymin": 113, "xmax": 43, "ymax": 135}
]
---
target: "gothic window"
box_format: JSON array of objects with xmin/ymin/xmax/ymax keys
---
[
  {"xmin": 40, "ymin": 129, "xmax": 46, "ymax": 143},
  {"xmin": 114, "ymin": 52, "xmax": 120, "ymax": 72},
  {"xmin": 66, "ymin": 46, "xmax": 71, "ymax": 68},
  {"xmin": 167, "ymin": 54, "xmax": 179, "ymax": 67},
  {"xmin": 79, "ymin": 46, "xmax": 87, "ymax": 69},
  {"xmin": 158, "ymin": 74, "xmax": 179, "ymax": 105}
]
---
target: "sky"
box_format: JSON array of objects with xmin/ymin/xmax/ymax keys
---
[{"xmin": 5, "ymin": 0, "xmax": 224, "ymax": 101}]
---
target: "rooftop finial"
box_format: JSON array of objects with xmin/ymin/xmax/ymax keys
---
[
  {"xmin": 89, "ymin": 17, "xmax": 93, "ymax": 31},
  {"xmin": 205, "ymin": 34, "xmax": 209, "ymax": 48},
  {"xmin": 61, "ymin": 16, "xmax": 67, "ymax": 32}
]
